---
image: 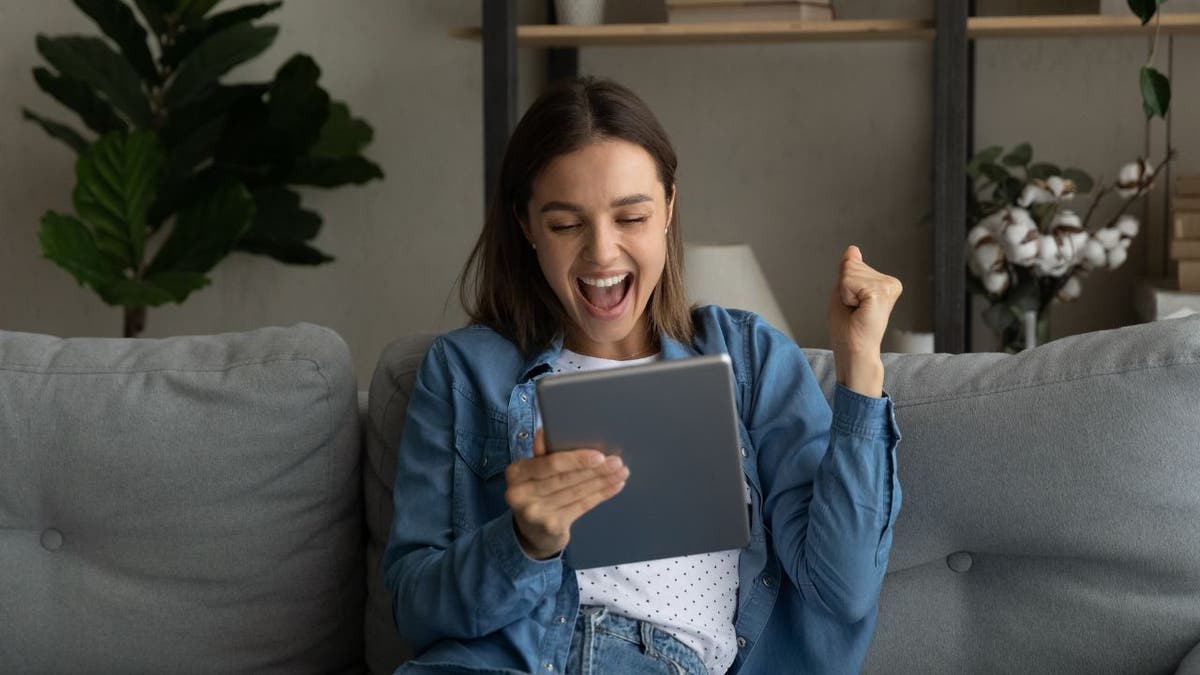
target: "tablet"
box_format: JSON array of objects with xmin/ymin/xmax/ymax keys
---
[{"xmin": 535, "ymin": 353, "xmax": 750, "ymax": 570}]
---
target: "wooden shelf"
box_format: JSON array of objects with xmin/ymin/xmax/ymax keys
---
[{"xmin": 450, "ymin": 13, "xmax": 1200, "ymax": 46}]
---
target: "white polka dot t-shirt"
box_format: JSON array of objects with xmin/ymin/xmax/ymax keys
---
[{"xmin": 546, "ymin": 348, "xmax": 740, "ymax": 675}]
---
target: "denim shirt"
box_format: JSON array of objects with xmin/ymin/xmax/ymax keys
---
[{"xmin": 384, "ymin": 306, "xmax": 901, "ymax": 674}]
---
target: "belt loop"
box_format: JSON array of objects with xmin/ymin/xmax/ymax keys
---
[{"xmin": 639, "ymin": 620, "xmax": 658, "ymax": 658}]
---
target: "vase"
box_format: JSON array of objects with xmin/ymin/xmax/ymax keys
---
[
  {"xmin": 554, "ymin": 0, "xmax": 605, "ymax": 25},
  {"xmin": 999, "ymin": 305, "xmax": 1049, "ymax": 353}
]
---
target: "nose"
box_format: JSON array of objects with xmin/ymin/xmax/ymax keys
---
[{"xmin": 584, "ymin": 220, "xmax": 621, "ymax": 265}]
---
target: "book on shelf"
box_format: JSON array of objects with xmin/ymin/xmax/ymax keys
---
[
  {"xmin": 666, "ymin": 0, "xmax": 835, "ymax": 23},
  {"xmin": 1175, "ymin": 211, "xmax": 1200, "ymax": 239},
  {"xmin": 1175, "ymin": 196, "xmax": 1200, "ymax": 212},
  {"xmin": 1178, "ymin": 175, "xmax": 1200, "ymax": 196},
  {"xmin": 1170, "ymin": 239, "xmax": 1200, "ymax": 260}
]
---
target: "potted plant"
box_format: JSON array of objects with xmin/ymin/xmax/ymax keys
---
[
  {"xmin": 965, "ymin": 144, "xmax": 1172, "ymax": 352},
  {"xmin": 21, "ymin": 0, "xmax": 383, "ymax": 337}
]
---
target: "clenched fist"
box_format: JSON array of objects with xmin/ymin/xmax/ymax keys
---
[{"xmin": 827, "ymin": 245, "xmax": 903, "ymax": 398}]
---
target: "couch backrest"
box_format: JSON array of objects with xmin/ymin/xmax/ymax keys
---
[
  {"xmin": 366, "ymin": 317, "xmax": 1200, "ymax": 674},
  {"xmin": 0, "ymin": 323, "xmax": 363, "ymax": 674}
]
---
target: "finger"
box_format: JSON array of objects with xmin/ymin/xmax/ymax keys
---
[
  {"xmin": 843, "ymin": 245, "xmax": 863, "ymax": 264},
  {"xmin": 532, "ymin": 428, "xmax": 547, "ymax": 457},
  {"xmin": 507, "ymin": 448, "xmax": 606, "ymax": 483},
  {"xmin": 508, "ymin": 457, "xmax": 627, "ymax": 505},
  {"xmin": 532, "ymin": 459, "xmax": 629, "ymax": 506},
  {"xmin": 557, "ymin": 478, "xmax": 629, "ymax": 524}
]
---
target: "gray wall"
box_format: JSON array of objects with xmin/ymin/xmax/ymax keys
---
[{"xmin": 1, "ymin": 1, "xmax": 1195, "ymax": 382}]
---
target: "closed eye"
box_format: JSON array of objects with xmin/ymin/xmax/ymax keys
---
[
  {"xmin": 549, "ymin": 223, "xmax": 581, "ymax": 232},
  {"xmin": 618, "ymin": 217, "xmax": 648, "ymax": 225}
]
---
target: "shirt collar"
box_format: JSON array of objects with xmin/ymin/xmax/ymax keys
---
[{"xmin": 518, "ymin": 329, "xmax": 699, "ymax": 382}]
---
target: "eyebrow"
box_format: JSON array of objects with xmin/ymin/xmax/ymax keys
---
[{"xmin": 539, "ymin": 193, "xmax": 654, "ymax": 214}]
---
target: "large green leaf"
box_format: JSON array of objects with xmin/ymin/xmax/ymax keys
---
[
  {"xmin": 268, "ymin": 54, "xmax": 331, "ymax": 155},
  {"xmin": 72, "ymin": 130, "xmax": 165, "ymax": 268},
  {"xmin": 165, "ymin": 23, "xmax": 278, "ymax": 108},
  {"xmin": 102, "ymin": 270, "xmax": 211, "ymax": 306},
  {"xmin": 1001, "ymin": 143, "xmax": 1032, "ymax": 167},
  {"xmin": 163, "ymin": 2, "xmax": 281, "ymax": 67},
  {"xmin": 1026, "ymin": 163, "xmax": 1061, "ymax": 181},
  {"xmin": 1140, "ymin": 66, "xmax": 1171, "ymax": 119},
  {"xmin": 132, "ymin": 0, "xmax": 172, "ymax": 37},
  {"xmin": 147, "ymin": 179, "xmax": 254, "ymax": 275},
  {"xmin": 36, "ymin": 35, "xmax": 151, "ymax": 127},
  {"xmin": 39, "ymin": 211, "xmax": 127, "ymax": 295},
  {"xmin": 310, "ymin": 101, "xmax": 373, "ymax": 158},
  {"xmin": 73, "ymin": 0, "xmax": 159, "ymax": 84},
  {"xmin": 22, "ymin": 108, "xmax": 89, "ymax": 154},
  {"xmin": 1061, "ymin": 168, "xmax": 1095, "ymax": 193},
  {"xmin": 179, "ymin": 0, "xmax": 222, "ymax": 23},
  {"xmin": 247, "ymin": 187, "xmax": 322, "ymax": 240},
  {"xmin": 288, "ymin": 155, "xmax": 383, "ymax": 187},
  {"xmin": 1126, "ymin": 0, "xmax": 1163, "ymax": 24},
  {"xmin": 33, "ymin": 67, "xmax": 127, "ymax": 134}
]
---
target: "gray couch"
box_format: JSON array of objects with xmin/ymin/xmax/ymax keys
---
[{"xmin": 3, "ymin": 317, "xmax": 1199, "ymax": 674}]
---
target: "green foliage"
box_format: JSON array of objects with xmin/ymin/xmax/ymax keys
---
[
  {"xmin": 22, "ymin": 0, "xmax": 383, "ymax": 330},
  {"xmin": 1126, "ymin": 1, "xmax": 1171, "ymax": 118}
]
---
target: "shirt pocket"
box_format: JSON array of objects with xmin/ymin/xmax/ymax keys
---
[{"xmin": 451, "ymin": 429, "xmax": 510, "ymax": 531}]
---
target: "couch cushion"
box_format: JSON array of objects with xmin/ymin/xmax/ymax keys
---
[
  {"xmin": 367, "ymin": 317, "xmax": 1200, "ymax": 674},
  {"xmin": 0, "ymin": 323, "xmax": 363, "ymax": 674},
  {"xmin": 364, "ymin": 334, "xmax": 436, "ymax": 674},
  {"xmin": 812, "ymin": 316, "xmax": 1200, "ymax": 674}
]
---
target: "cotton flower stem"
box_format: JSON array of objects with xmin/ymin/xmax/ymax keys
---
[
  {"xmin": 1081, "ymin": 183, "xmax": 1109, "ymax": 230},
  {"xmin": 1098, "ymin": 151, "xmax": 1176, "ymax": 232},
  {"xmin": 1145, "ymin": 8, "xmax": 1162, "ymax": 69}
]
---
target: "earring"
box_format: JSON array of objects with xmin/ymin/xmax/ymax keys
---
[{"xmin": 531, "ymin": 242, "xmax": 537, "ymax": 250}]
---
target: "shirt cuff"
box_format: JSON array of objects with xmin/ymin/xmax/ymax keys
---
[
  {"xmin": 482, "ymin": 511, "xmax": 563, "ymax": 585},
  {"xmin": 831, "ymin": 383, "xmax": 901, "ymax": 442}
]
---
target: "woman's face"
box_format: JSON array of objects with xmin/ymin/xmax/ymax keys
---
[{"xmin": 523, "ymin": 138, "xmax": 673, "ymax": 360}]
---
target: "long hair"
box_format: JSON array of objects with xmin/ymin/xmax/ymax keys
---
[{"xmin": 459, "ymin": 76, "xmax": 692, "ymax": 356}]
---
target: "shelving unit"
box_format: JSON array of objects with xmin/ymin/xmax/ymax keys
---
[
  {"xmin": 451, "ymin": 13, "xmax": 1200, "ymax": 46},
  {"xmin": 456, "ymin": 4, "xmax": 1198, "ymax": 353}
]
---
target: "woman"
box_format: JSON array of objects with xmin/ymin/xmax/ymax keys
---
[{"xmin": 383, "ymin": 76, "xmax": 902, "ymax": 675}]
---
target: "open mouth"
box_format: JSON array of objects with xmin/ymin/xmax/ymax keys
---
[{"xmin": 576, "ymin": 273, "xmax": 633, "ymax": 317}]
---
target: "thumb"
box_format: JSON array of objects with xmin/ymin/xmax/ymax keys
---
[
  {"xmin": 843, "ymin": 245, "xmax": 863, "ymax": 264},
  {"xmin": 533, "ymin": 428, "xmax": 547, "ymax": 456}
]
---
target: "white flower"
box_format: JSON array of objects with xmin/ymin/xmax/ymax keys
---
[
  {"xmin": 1051, "ymin": 211, "xmax": 1088, "ymax": 263},
  {"xmin": 1081, "ymin": 238, "xmax": 1108, "ymax": 269},
  {"xmin": 967, "ymin": 224, "xmax": 992, "ymax": 248},
  {"xmin": 1018, "ymin": 183, "xmax": 1053, "ymax": 207},
  {"xmin": 1108, "ymin": 244, "xmax": 1128, "ymax": 270},
  {"xmin": 1095, "ymin": 226, "xmax": 1122, "ymax": 250},
  {"xmin": 1117, "ymin": 159, "xmax": 1153, "ymax": 198},
  {"xmin": 1034, "ymin": 235, "xmax": 1073, "ymax": 277},
  {"xmin": 1057, "ymin": 275, "xmax": 1083, "ymax": 302},
  {"xmin": 979, "ymin": 209, "xmax": 1009, "ymax": 234},
  {"xmin": 1001, "ymin": 218, "xmax": 1039, "ymax": 265},
  {"xmin": 971, "ymin": 236, "xmax": 1004, "ymax": 272},
  {"xmin": 983, "ymin": 269, "xmax": 1011, "ymax": 294},
  {"xmin": 1116, "ymin": 214, "xmax": 1139, "ymax": 238},
  {"xmin": 1046, "ymin": 175, "xmax": 1076, "ymax": 201}
]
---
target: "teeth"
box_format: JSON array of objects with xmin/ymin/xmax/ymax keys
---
[{"xmin": 580, "ymin": 273, "xmax": 629, "ymax": 288}]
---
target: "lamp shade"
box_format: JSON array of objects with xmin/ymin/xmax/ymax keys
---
[{"xmin": 683, "ymin": 243, "xmax": 794, "ymax": 339}]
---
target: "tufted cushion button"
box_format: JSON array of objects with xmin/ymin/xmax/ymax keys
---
[
  {"xmin": 41, "ymin": 528, "xmax": 64, "ymax": 551},
  {"xmin": 946, "ymin": 550, "xmax": 973, "ymax": 573}
]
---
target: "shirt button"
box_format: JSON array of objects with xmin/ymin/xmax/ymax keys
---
[
  {"xmin": 740, "ymin": 446, "xmax": 748, "ymax": 458},
  {"xmin": 520, "ymin": 393, "xmax": 528, "ymax": 402},
  {"xmin": 41, "ymin": 528, "xmax": 64, "ymax": 551},
  {"xmin": 736, "ymin": 636, "xmax": 747, "ymax": 649},
  {"xmin": 518, "ymin": 430, "xmax": 530, "ymax": 440},
  {"xmin": 762, "ymin": 575, "xmax": 774, "ymax": 588},
  {"xmin": 544, "ymin": 664, "xmax": 554, "ymax": 671},
  {"xmin": 555, "ymin": 616, "xmax": 567, "ymax": 624}
]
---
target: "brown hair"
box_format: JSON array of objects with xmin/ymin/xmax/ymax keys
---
[{"xmin": 459, "ymin": 76, "xmax": 692, "ymax": 356}]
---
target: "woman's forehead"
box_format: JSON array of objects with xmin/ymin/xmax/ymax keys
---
[{"xmin": 531, "ymin": 139, "xmax": 663, "ymax": 204}]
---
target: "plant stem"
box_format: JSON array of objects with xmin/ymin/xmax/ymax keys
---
[
  {"xmin": 124, "ymin": 306, "xmax": 146, "ymax": 338},
  {"xmin": 1081, "ymin": 182, "xmax": 1109, "ymax": 230},
  {"xmin": 1145, "ymin": 8, "xmax": 1162, "ymax": 68}
]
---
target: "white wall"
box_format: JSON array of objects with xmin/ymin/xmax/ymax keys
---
[{"xmin": 1, "ymin": 1, "xmax": 1195, "ymax": 382}]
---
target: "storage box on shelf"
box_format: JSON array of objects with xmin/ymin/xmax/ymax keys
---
[
  {"xmin": 666, "ymin": 0, "xmax": 834, "ymax": 23},
  {"xmin": 1172, "ymin": 176, "xmax": 1200, "ymax": 292}
]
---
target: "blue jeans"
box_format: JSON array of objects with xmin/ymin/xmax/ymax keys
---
[{"xmin": 566, "ymin": 606, "xmax": 710, "ymax": 675}]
